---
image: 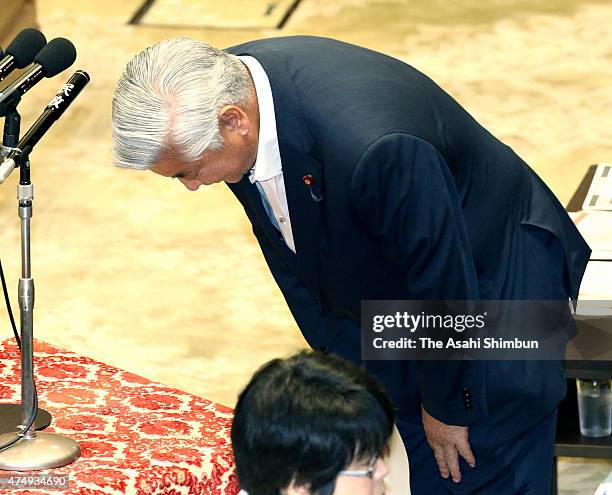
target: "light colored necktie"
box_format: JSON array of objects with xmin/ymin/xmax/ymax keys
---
[
  {"xmin": 255, "ymin": 178, "xmax": 296, "ymax": 253},
  {"xmin": 254, "ymin": 181, "xmax": 280, "ymax": 231}
]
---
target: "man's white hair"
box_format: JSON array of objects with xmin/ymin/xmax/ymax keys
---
[{"xmin": 111, "ymin": 37, "xmax": 250, "ymax": 170}]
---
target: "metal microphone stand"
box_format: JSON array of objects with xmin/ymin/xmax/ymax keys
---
[
  {"xmin": 0, "ymin": 107, "xmax": 52, "ymax": 435},
  {"xmin": 0, "ymin": 132, "xmax": 80, "ymax": 471}
]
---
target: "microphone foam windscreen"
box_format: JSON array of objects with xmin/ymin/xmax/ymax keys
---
[
  {"xmin": 6, "ymin": 28, "xmax": 47, "ymax": 68},
  {"xmin": 34, "ymin": 38, "xmax": 76, "ymax": 77}
]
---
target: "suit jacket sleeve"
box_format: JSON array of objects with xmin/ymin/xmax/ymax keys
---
[{"xmin": 350, "ymin": 133, "xmax": 487, "ymax": 426}]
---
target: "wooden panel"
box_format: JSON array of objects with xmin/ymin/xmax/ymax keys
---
[
  {"xmin": 0, "ymin": 0, "xmax": 38, "ymax": 53},
  {"xmin": 137, "ymin": 0, "xmax": 298, "ymax": 29},
  {"xmin": 0, "ymin": 0, "xmax": 23, "ymax": 38}
]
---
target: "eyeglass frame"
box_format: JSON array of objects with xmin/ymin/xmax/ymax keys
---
[{"xmin": 337, "ymin": 455, "xmax": 379, "ymax": 479}]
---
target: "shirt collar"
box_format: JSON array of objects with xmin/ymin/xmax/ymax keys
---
[{"xmin": 238, "ymin": 55, "xmax": 282, "ymax": 184}]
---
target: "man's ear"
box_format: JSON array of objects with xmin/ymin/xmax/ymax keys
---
[{"xmin": 219, "ymin": 105, "xmax": 249, "ymax": 135}]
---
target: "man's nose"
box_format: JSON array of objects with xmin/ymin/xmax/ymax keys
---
[{"xmin": 179, "ymin": 178, "xmax": 202, "ymax": 191}]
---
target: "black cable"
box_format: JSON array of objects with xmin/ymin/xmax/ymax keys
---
[
  {"xmin": 0, "ymin": 257, "xmax": 20, "ymax": 349},
  {"xmin": 0, "ymin": 104, "xmax": 41, "ymax": 451},
  {"xmin": 0, "ymin": 387, "xmax": 38, "ymax": 452},
  {"xmin": 0, "ymin": 255, "xmax": 40, "ymax": 452}
]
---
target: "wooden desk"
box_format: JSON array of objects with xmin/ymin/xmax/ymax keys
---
[
  {"xmin": 552, "ymin": 362, "xmax": 612, "ymax": 495},
  {"xmin": 553, "ymin": 165, "xmax": 612, "ymax": 492}
]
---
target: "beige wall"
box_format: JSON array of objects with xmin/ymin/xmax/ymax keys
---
[{"xmin": 0, "ymin": 0, "xmax": 37, "ymax": 48}]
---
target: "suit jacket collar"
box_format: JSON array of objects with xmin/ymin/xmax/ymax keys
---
[
  {"xmin": 238, "ymin": 55, "xmax": 283, "ymax": 183},
  {"xmin": 230, "ymin": 47, "xmax": 324, "ymax": 298},
  {"xmin": 236, "ymin": 48, "xmax": 314, "ymax": 154}
]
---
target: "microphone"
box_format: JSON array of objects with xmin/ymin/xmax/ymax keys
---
[
  {"xmin": 0, "ymin": 37, "xmax": 76, "ymax": 116},
  {"xmin": 0, "ymin": 70, "xmax": 89, "ymax": 184},
  {"xmin": 0, "ymin": 28, "xmax": 47, "ymax": 82}
]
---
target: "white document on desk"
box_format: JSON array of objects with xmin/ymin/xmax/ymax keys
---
[
  {"xmin": 578, "ymin": 261, "xmax": 612, "ymax": 301},
  {"xmin": 595, "ymin": 470, "xmax": 612, "ymax": 495},
  {"xmin": 570, "ymin": 210, "xmax": 612, "ymax": 260}
]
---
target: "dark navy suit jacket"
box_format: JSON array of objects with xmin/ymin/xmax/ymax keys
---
[{"xmin": 226, "ymin": 36, "xmax": 590, "ymax": 437}]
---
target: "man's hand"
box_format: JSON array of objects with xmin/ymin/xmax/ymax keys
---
[{"xmin": 421, "ymin": 406, "xmax": 475, "ymax": 483}]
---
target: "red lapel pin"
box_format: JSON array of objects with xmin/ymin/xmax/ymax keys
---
[{"xmin": 302, "ymin": 174, "xmax": 323, "ymax": 202}]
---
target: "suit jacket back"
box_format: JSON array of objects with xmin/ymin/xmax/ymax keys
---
[
  {"xmin": 226, "ymin": 36, "xmax": 590, "ymax": 433},
  {"xmin": 227, "ymin": 35, "xmax": 588, "ymax": 312}
]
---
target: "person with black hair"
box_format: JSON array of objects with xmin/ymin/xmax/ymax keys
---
[{"xmin": 231, "ymin": 350, "xmax": 395, "ymax": 495}]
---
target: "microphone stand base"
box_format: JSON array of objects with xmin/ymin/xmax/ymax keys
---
[
  {"xmin": 0, "ymin": 432, "xmax": 80, "ymax": 471},
  {"xmin": 0, "ymin": 404, "xmax": 51, "ymax": 434}
]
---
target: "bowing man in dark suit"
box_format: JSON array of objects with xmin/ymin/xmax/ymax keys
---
[{"xmin": 112, "ymin": 36, "xmax": 591, "ymax": 494}]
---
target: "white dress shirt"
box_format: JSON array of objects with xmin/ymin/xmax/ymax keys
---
[{"xmin": 239, "ymin": 55, "xmax": 296, "ymax": 253}]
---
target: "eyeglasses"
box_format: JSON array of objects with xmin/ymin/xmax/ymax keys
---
[{"xmin": 337, "ymin": 455, "xmax": 379, "ymax": 479}]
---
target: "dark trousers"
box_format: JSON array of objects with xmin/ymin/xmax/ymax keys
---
[
  {"xmin": 327, "ymin": 224, "xmax": 569, "ymax": 494},
  {"xmin": 397, "ymin": 407, "xmax": 557, "ymax": 495}
]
